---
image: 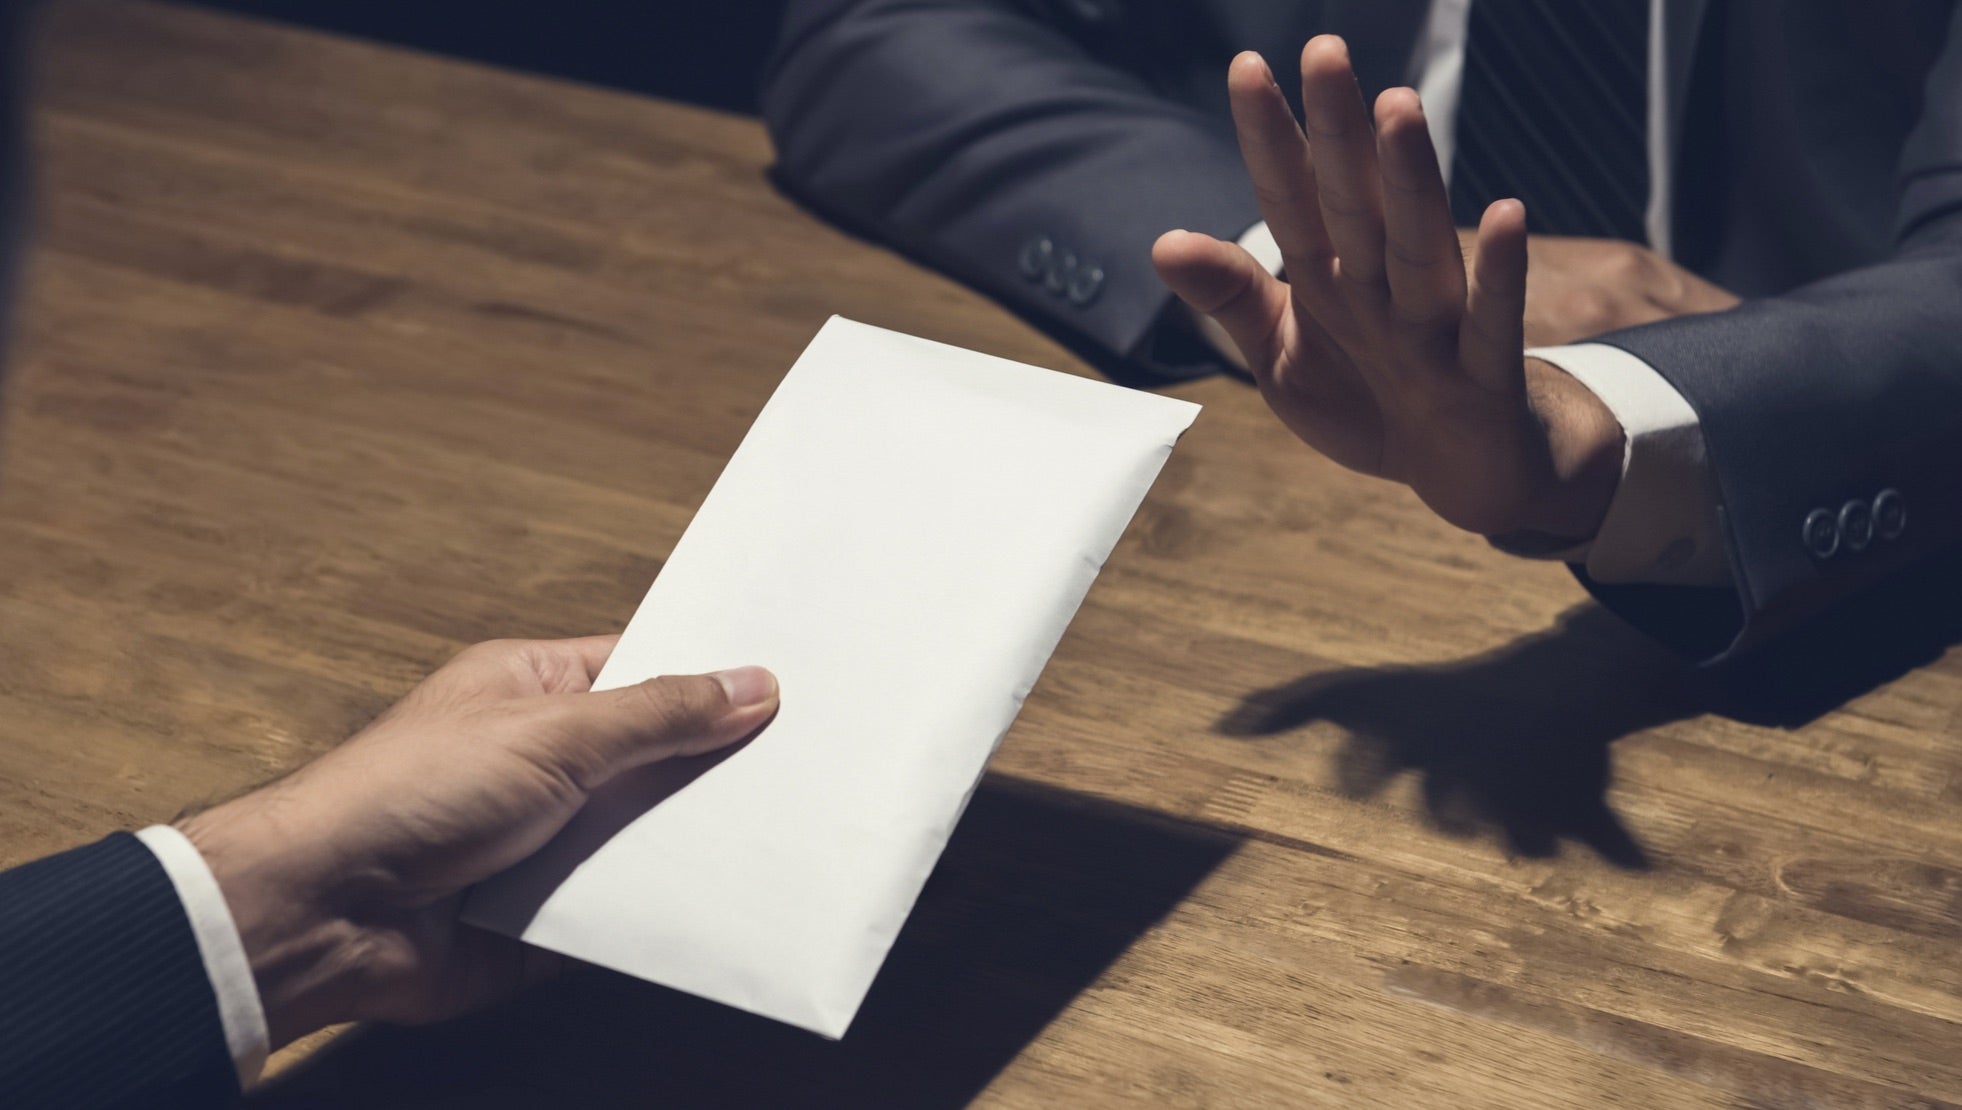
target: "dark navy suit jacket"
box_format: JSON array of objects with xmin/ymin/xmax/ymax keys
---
[
  {"xmin": 0, "ymin": 835, "xmax": 238, "ymax": 1108},
  {"xmin": 762, "ymin": 0, "xmax": 1962, "ymax": 660}
]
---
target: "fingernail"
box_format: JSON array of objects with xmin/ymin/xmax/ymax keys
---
[{"xmin": 712, "ymin": 666, "xmax": 778, "ymax": 709}]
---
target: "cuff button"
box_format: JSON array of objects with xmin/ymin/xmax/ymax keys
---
[
  {"xmin": 1874, "ymin": 488, "xmax": 1906, "ymax": 540},
  {"xmin": 1043, "ymin": 248, "xmax": 1077, "ymax": 295},
  {"xmin": 1065, "ymin": 264, "xmax": 1105, "ymax": 307},
  {"xmin": 1802, "ymin": 508, "xmax": 1840, "ymax": 560},
  {"xmin": 1018, "ymin": 235, "xmax": 1054, "ymax": 280},
  {"xmin": 1838, "ymin": 499, "xmax": 1874, "ymax": 553}
]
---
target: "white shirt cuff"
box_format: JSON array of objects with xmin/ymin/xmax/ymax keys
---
[
  {"xmin": 134, "ymin": 824, "xmax": 269, "ymax": 1087},
  {"xmin": 1236, "ymin": 220, "xmax": 1283, "ymax": 277},
  {"xmin": 1525, "ymin": 342, "xmax": 1730, "ymax": 586}
]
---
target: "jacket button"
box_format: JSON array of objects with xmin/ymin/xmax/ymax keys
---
[
  {"xmin": 1044, "ymin": 248, "xmax": 1076, "ymax": 295},
  {"xmin": 1065, "ymin": 263, "xmax": 1105, "ymax": 306},
  {"xmin": 1874, "ymin": 488, "xmax": 1906, "ymax": 540},
  {"xmin": 1018, "ymin": 235, "xmax": 1054, "ymax": 280},
  {"xmin": 1838, "ymin": 499, "xmax": 1874, "ymax": 552},
  {"xmin": 1802, "ymin": 508, "xmax": 1840, "ymax": 560}
]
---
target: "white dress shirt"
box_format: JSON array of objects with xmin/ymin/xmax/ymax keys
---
[{"xmin": 1212, "ymin": 0, "xmax": 1727, "ymax": 587}]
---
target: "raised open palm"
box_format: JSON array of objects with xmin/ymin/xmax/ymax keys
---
[{"xmin": 1154, "ymin": 37, "xmax": 1624, "ymax": 541}]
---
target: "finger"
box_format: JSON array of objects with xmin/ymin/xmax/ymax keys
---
[
  {"xmin": 506, "ymin": 635, "xmax": 624, "ymax": 695},
  {"xmin": 552, "ymin": 635, "xmax": 623, "ymax": 683},
  {"xmin": 1153, "ymin": 229, "xmax": 1294, "ymax": 371},
  {"xmin": 1224, "ymin": 51, "xmax": 1336, "ymax": 296},
  {"xmin": 1461, "ymin": 199, "xmax": 1529, "ymax": 392},
  {"xmin": 1373, "ymin": 87, "xmax": 1465, "ymax": 325},
  {"xmin": 534, "ymin": 667, "xmax": 781, "ymax": 791},
  {"xmin": 1299, "ymin": 36, "xmax": 1387, "ymax": 289}
]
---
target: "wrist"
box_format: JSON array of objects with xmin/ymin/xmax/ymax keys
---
[
  {"xmin": 178, "ymin": 788, "xmax": 364, "ymax": 1048},
  {"xmin": 1522, "ymin": 356, "xmax": 1624, "ymax": 541}
]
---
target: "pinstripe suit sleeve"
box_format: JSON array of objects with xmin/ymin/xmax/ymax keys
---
[{"xmin": 0, "ymin": 833, "xmax": 240, "ymax": 1109}]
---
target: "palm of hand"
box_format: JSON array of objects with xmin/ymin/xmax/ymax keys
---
[
  {"xmin": 1156, "ymin": 38, "xmax": 1632, "ymax": 541},
  {"xmin": 1258, "ymin": 280, "xmax": 1558, "ymax": 537}
]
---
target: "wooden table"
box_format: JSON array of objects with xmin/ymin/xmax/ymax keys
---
[{"xmin": 4, "ymin": 3, "xmax": 1959, "ymax": 1106}]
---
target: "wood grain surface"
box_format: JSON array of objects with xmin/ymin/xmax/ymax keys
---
[{"xmin": 2, "ymin": 3, "xmax": 1958, "ymax": 1106}]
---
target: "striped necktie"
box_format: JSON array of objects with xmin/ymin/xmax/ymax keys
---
[{"xmin": 1448, "ymin": 0, "xmax": 1651, "ymax": 241}]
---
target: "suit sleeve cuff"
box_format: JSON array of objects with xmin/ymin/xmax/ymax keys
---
[
  {"xmin": 1525, "ymin": 342, "xmax": 1730, "ymax": 586},
  {"xmin": 134, "ymin": 825, "xmax": 268, "ymax": 1087}
]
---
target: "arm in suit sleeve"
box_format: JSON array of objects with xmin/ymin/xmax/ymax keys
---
[
  {"xmin": 0, "ymin": 834, "xmax": 240, "ymax": 1108},
  {"xmin": 1575, "ymin": 9, "xmax": 1962, "ymax": 661},
  {"xmin": 761, "ymin": 0, "xmax": 1267, "ymax": 379}
]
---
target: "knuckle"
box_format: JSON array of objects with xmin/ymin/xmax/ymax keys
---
[
  {"xmin": 1317, "ymin": 189, "xmax": 1376, "ymax": 221},
  {"xmin": 1251, "ymin": 181, "xmax": 1307, "ymax": 211},
  {"xmin": 1379, "ymin": 171, "xmax": 1432, "ymax": 197},
  {"xmin": 1303, "ymin": 110, "xmax": 1354, "ymax": 140},
  {"xmin": 1606, "ymin": 243, "xmax": 1649, "ymax": 280},
  {"xmin": 1294, "ymin": 247, "xmax": 1339, "ymax": 278},
  {"xmin": 1571, "ymin": 289, "xmax": 1616, "ymax": 325},
  {"xmin": 1459, "ymin": 306, "xmax": 1514, "ymax": 347},
  {"xmin": 457, "ymin": 638, "xmax": 521, "ymax": 663},
  {"xmin": 1389, "ymin": 298, "xmax": 1454, "ymax": 330},
  {"xmin": 1385, "ymin": 239, "xmax": 1456, "ymax": 272},
  {"xmin": 1334, "ymin": 255, "xmax": 1384, "ymax": 287},
  {"xmin": 1193, "ymin": 261, "xmax": 1260, "ymax": 317}
]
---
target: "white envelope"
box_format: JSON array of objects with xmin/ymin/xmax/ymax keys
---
[{"xmin": 463, "ymin": 316, "xmax": 1200, "ymax": 1038}]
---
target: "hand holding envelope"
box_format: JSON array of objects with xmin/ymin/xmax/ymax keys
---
[{"xmin": 465, "ymin": 317, "xmax": 1200, "ymax": 1037}]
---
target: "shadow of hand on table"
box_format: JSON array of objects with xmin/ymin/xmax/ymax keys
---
[
  {"xmin": 247, "ymin": 778, "xmax": 1237, "ymax": 1110},
  {"xmin": 1219, "ymin": 554, "xmax": 1962, "ymax": 868},
  {"xmin": 1220, "ymin": 606, "xmax": 1688, "ymax": 868}
]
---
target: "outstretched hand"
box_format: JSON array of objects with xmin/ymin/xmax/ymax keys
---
[
  {"xmin": 179, "ymin": 637, "xmax": 779, "ymax": 1048},
  {"xmin": 1155, "ymin": 38, "xmax": 1633, "ymax": 541}
]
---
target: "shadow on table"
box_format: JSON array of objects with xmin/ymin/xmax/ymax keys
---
[
  {"xmin": 1218, "ymin": 552, "xmax": 1962, "ymax": 867},
  {"xmin": 247, "ymin": 777, "xmax": 1238, "ymax": 1110},
  {"xmin": 1220, "ymin": 605, "xmax": 1684, "ymax": 868}
]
